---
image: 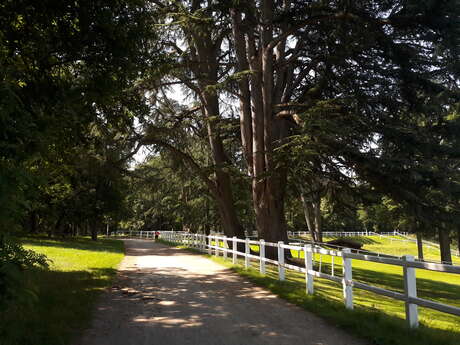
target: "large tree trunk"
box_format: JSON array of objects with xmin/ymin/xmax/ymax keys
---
[
  {"xmin": 416, "ymin": 232, "xmax": 424, "ymax": 261},
  {"xmin": 231, "ymin": 2, "xmax": 291, "ymax": 257},
  {"xmin": 214, "ymin": 189, "xmax": 245, "ymax": 238},
  {"xmin": 200, "ymin": 91, "xmax": 244, "ymax": 238},
  {"xmin": 194, "ymin": 39, "xmax": 245, "ymax": 240},
  {"xmin": 154, "ymin": 5, "xmax": 246, "ymax": 240},
  {"xmin": 439, "ymin": 229, "xmax": 452, "ymax": 264}
]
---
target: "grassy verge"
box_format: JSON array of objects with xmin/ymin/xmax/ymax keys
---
[
  {"xmin": 162, "ymin": 239, "xmax": 460, "ymax": 345},
  {"xmin": 0, "ymin": 236, "xmax": 124, "ymax": 345}
]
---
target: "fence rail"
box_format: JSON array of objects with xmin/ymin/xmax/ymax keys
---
[
  {"xmin": 207, "ymin": 230, "xmax": 460, "ymax": 257},
  {"xmin": 287, "ymin": 231, "xmax": 410, "ymax": 237},
  {"xmin": 116, "ymin": 230, "xmax": 460, "ymax": 329}
]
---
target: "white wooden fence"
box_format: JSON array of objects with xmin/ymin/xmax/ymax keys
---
[
  {"xmin": 287, "ymin": 230, "xmax": 459, "ymax": 259},
  {"xmin": 287, "ymin": 231, "xmax": 409, "ymax": 237},
  {"xmin": 114, "ymin": 230, "xmax": 167, "ymax": 238},
  {"xmin": 121, "ymin": 230, "xmax": 460, "ymax": 330}
]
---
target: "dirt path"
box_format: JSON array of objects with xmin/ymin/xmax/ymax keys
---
[{"xmin": 76, "ymin": 239, "xmax": 367, "ymax": 345}]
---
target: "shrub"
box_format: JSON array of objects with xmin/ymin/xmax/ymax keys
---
[{"xmin": 0, "ymin": 235, "xmax": 49, "ymax": 308}]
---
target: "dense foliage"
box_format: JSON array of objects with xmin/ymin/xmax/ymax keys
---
[
  {"xmin": 0, "ymin": 0, "xmax": 160, "ymax": 307},
  {"xmin": 0, "ymin": 235, "xmax": 48, "ymax": 309},
  {"xmin": 0, "ymin": 0, "xmax": 159, "ymax": 237},
  {"xmin": 1, "ymin": 1, "xmax": 459, "ymax": 259}
]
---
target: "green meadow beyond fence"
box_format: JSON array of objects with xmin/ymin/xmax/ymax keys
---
[{"xmin": 115, "ymin": 230, "xmax": 460, "ymax": 330}]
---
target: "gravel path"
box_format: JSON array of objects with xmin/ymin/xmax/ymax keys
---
[{"xmin": 76, "ymin": 239, "xmax": 368, "ymax": 345}]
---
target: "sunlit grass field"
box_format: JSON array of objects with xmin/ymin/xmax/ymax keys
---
[
  {"xmin": 203, "ymin": 236, "xmax": 460, "ymax": 345},
  {"xmin": 319, "ymin": 235, "xmax": 460, "ymax": 264},
  {"xmin": 24, "ymin": 236, "xmax": 125, "ymax": 271},
  {"xmin": 1, "ymin": 237, "xmax": 124, "ymax": 345}
]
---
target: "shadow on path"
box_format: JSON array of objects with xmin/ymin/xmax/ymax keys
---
[{"xmin": 76, "ymin": 239, "xmax": 368, "ymax": 345}]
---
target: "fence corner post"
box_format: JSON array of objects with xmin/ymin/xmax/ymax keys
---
[
  {"xmin": 403, "ymin": 255, "xmax": 419, "ymax": 328},
  {"xmin": 342, "ymin": 248, "xmax": 353, "ymax": 310},
  {"xmin": 278, "ymin": 241, "xmax": 285, "ymax": 281},
  {"xmin": 215, "ymin": 235, "xmax": 219, "ymax": 257},
  {"xmin": 223, "ymin": 236, "xmax": 228, "ymax": 259},
  {"xmin": 245, "ymin": 238, "xmax": 250, "ymax": 269},
  {"xmin": 304, "ymin": 245, "xmax": 314, "ymax": 294},
  {"xmin": 232, "ymin": 236, "xmax": 237, "ymax": 264},
  {"xmin": 207, "ymin": 235, "xmax": 212, "ymax": 255},
  {"xmin": 259, "ymin": 239, "xmax": 266, "ymax": 274}
]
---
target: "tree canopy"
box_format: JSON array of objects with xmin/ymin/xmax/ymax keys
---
[{"xmin": 1, "ymin": 0, "xmax": 459, "ymax": 261}]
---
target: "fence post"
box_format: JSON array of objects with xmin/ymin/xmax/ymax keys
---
[
  {"xmin": 245, "ymin": 238, "xmax": 250, "ymax": 269},
  {"xmin": 259, "ymin": 239, "xmax": 266, "ymax": 274},
  {"xmin": 207, "ymin": 235, "xmax": 212, "ymax": 255},
  {"xmin": 223, "ymin": 236, "xmax": 228, "ymax": 259},
  {"xmin": 403, "ymin": 255, "xmax": 419, "ymax": 328},
  {"xmin": 215, "ymin": 236, "xmax": 219, "ymax": 257},
  {"xmin": 304, "ymin": 245, "xmax": 314, "ymax": 294},
  {"xmin": 232, "ymin": 237, "xmax": 237, "ymax": 264},
  {"xmin": 342, "ymin": 248, "xmax": 353, "ymax": 310},
  {"xmin": 278, "ymin": 241, "xmax": 285, "ymax": 281},
  {"xmin": 331, "ymin": 255, "xmax": 335, "ymax": 276}
]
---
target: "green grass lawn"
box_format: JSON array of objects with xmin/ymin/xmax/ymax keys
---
[
  {"xmin": 205, "ymin": 237, "xmax": 460, "ymax": 345},
  {"xmin": 0, "ymin": 236, "xmax": 124, "ymax": 345},
  {"xmin": 355, "ymin": 235, "xmax": 460, "ymax": 264},
  {"xmin": 295, "ymin": 234, "xmax": 460, "ymax": 264}
]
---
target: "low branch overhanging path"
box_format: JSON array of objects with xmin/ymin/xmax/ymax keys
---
[{"xmin": 76, "ymin": 239, "xmax": 368, "ymax": 345}]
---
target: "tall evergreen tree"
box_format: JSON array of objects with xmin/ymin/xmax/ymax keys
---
[{"xmin": 228, "ymin": 0, "xmax": 460, "ymax": 250}]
